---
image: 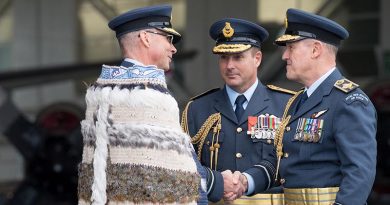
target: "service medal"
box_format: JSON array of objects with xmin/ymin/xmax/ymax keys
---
[{"xmin": 247, "ymin": 116, "xmax": 258, "ymax": 138}]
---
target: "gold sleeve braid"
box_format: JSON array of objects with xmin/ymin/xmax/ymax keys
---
[
  {"xmin": 180, "ymin": 101, "xmax": 222, "ymax": 169},
  {"xmin": 274, "ymin": 90, "xmax": 303, "ymax": 181}
]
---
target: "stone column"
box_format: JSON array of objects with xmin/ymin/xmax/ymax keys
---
[{"xmin": 11, "ymin": 0, "xmax": 80, "ymax": 111}]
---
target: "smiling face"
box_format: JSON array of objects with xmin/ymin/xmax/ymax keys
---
[
  {"xmin": 147, "ymin": 29, "xmax": 177, "ymax": 71},
  {"xmin": 218, "ymin": 48, "xmax": 262, "ymax": 93}
]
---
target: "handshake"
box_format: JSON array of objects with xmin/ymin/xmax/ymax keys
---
[{"xmin": 222, "ymin": 170, "xmax": 248, "ymax": 202}]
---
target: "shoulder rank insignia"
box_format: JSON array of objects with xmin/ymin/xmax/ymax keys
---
[
  {"xmin": 334, "ymin": 79, "xmax": 359, "ymax": 93},
  {"xmin": 267, "ymin": 84, "xmax": 297, "ymax": 95},
  {"xmin": 190, "ymin": 88, "xmax": 220, "ymax": 101}
]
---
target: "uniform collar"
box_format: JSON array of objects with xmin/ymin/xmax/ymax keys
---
[
  {"xmin": 122, "ymin": 58, "xmax": 161, "ymax": 69},
  {"xmin": 123, "ymin": 58, "xmax": 145, "ymax": 67},
  {"xmin": 306, "ymin": 67, "xmax": 336, "ymax": 97},
  {"xmin": 226, "ymin": 79, "xmax": 258, "ymax": 109}
]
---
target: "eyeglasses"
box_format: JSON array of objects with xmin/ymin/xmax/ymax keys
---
[{"xmin": 145, "ymin": 31, "xmax": 174, "ymax": 44}]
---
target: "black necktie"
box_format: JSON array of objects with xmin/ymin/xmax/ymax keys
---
[
  {"xmin": 235, "ymin": 95, "xmax": 246, "ymax": 120},
  {"xmin": 295, "ymin": 91, "xmax": 308, "ymax": 113}
]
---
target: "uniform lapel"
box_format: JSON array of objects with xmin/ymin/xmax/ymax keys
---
[
  {"xmin": 214, "ymin": 87, "xmax": 238, "ymax": 124},
  {"xmin": 289, "ymin": 69, "xmax": 343, "ymax": 123},
  {"xmin": 286, "ymin": 88, "xmax": 304, "ymax": 117},
  {"xmin": 239, "ymin": 83, "xmax": 269, "ymax": 125}
]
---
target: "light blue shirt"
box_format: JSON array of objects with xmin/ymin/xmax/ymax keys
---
[
  {"xmin": 306, "ymin": 67, "xmax": 336, "ymax": 97},
  {"xmin": 226, "ymin": 79, "xmax": 258, "ymax": 110},
  {"xmin": 225, "ymin": 79, "xmax": 258, "ymax": 195}
]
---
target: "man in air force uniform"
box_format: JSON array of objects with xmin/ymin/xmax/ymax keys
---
[
  {"xmin": 273, "ymin": 8, "xmax": 377, "ymax": 205},
  {"xmin": 181, "ymin": 18, "xmax": 296, "ymax": 203}
]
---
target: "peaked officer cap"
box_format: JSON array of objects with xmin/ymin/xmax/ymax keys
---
[
  {"xmin": 275, "ymin": 8, "xmax": 349, "ymax": 46},
  {"xmin": 209, "ymin": 18, "xmax": 269, "ymax": 54},
  {"xmin": 108, "ymin": 4, "xmax": 181, "ymax": 44}
]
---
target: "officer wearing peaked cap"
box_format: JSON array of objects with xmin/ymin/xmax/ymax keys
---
[
  {"xmin": 210, "ymin": 18, "xmax": 269, "ymax": 54},
  {"xmin": 274, "ymin": 8, "xmax": 349, "ymax": 46},
  {"xmin": 78, "ymin": 5, "xmax": 208, "ymax": 205},
  {"xmin": 181, "ymin": 18, "xmax": 296, "ymax": 203},
  {"xmin": 108, "ymin": 4, "xmax": 181, "ymax": 43},
  {"xmin": 273, "ymin": 8, "xmax": 377, "ymax": 205}
]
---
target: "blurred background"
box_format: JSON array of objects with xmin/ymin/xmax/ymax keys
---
[{"xmin": 0, "ymin": 0, "xmax": 389, "ymax": 204}]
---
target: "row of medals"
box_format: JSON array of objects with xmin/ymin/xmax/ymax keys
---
[
  {"xmin": 294, "ymin": 117, "xmax": 324, "ymax": 143},
  {"xmin": 246, "ymin": 114, "xmax": 324, "ymax": 143},
  {"xmin": 247, "ymin": 114, "xmax": 281, "ymax": 140}
]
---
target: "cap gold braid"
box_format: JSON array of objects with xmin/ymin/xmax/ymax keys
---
[
  {"xmin": 275, "ymin": 34, "xmax": 301, "ymax": 43},
  {"xmin": 274, "ymin": 90, "xmax": 303, "ymax": 181},
  {"xmin": 161, "ymin": 27, "xmax": 181, "ymax": 36},
  {"xmin": 213, "ymin": 44, "xmax": 251, "ymax": 53}
]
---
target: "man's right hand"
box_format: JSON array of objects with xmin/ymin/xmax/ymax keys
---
[{"xmin": 222, "ymin": 170, "xmax": 248, "ymax": 202}]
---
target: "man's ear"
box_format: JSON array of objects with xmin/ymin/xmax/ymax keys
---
[
  {"xmin": 139, "ymin": 31, "xmax": 151, "ymax": 48},
  {"xmin": 312, "ymin": 41, "xmax": 322, "ymax": 58},
  {"xmin": 254, "ymin": 50, "xmax": 262, "ymax": 67}
]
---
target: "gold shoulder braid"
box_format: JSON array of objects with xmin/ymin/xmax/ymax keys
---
[
  {"xmin": 274, "ymin": 90, "xmax": 303, "ymax": 181},
  {"xmin": 267, "ymin": 84, "xmax": 297, "ymax": 95},
  {"xmin": 181, "ymin": 107, "xmax": 222, "ymax": 170},
  {"xmin": 181, "ymin": 88, "xmax": 220, "ymax": 134},
  {"xmin": 191, "ymin": 113, "xmax": 221, "ymax": 170}
]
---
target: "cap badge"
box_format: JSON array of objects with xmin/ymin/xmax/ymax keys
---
[{"xmin": 222, "ymin": 22, "xmax": 234, "ymax": 38}]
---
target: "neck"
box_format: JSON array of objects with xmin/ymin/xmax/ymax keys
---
[
  {"xmin": 124, "ymin": 53, "xmax": 148, "ymax": 65},
  {"xmin": 304, "ymin": 58, "xmax": 336, "ymax": 88}
]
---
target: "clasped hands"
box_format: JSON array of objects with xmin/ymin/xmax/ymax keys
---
[{"xmin": 221, "ymin": 170, "xmax": 248, "ymax": 202}]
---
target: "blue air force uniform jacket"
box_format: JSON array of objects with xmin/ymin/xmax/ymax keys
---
[
  {"xmin": 278, "ymin": 69, "xmax": 377, "ymax": 205},
  {"xmin": 183, "ymin": 82, "xmax": 294, "ymax": 202}
]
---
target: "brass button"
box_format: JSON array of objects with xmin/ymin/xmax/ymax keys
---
[
  {"xmin": 286, "ymin": 126, "xmax": 291, "ymax": 132},
  {"xmin": 236, "ymin": 153, "xmax": 242, "ymax": 158},
  {"xmin": 284, "ymin": 152, "xmax": 289, "ymax": 158},
  {"xmin": 236, "ymin": 127, "xmax": 242, "ymax": 133},
  {"xmin": 267, "ymin": 139, "xmax": 272, "ymax": 144},
  {"xmin": 280, "ymin": 178, "xmax": 285, "ymax": 184}
]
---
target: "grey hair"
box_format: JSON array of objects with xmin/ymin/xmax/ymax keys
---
[
  {"xmin": 324, "ymin": 43, "xmax": 338, "ymax": 55},
  {"xmin": 118, "ymin": 31, "xmax": 141, "ymax": 53}
]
